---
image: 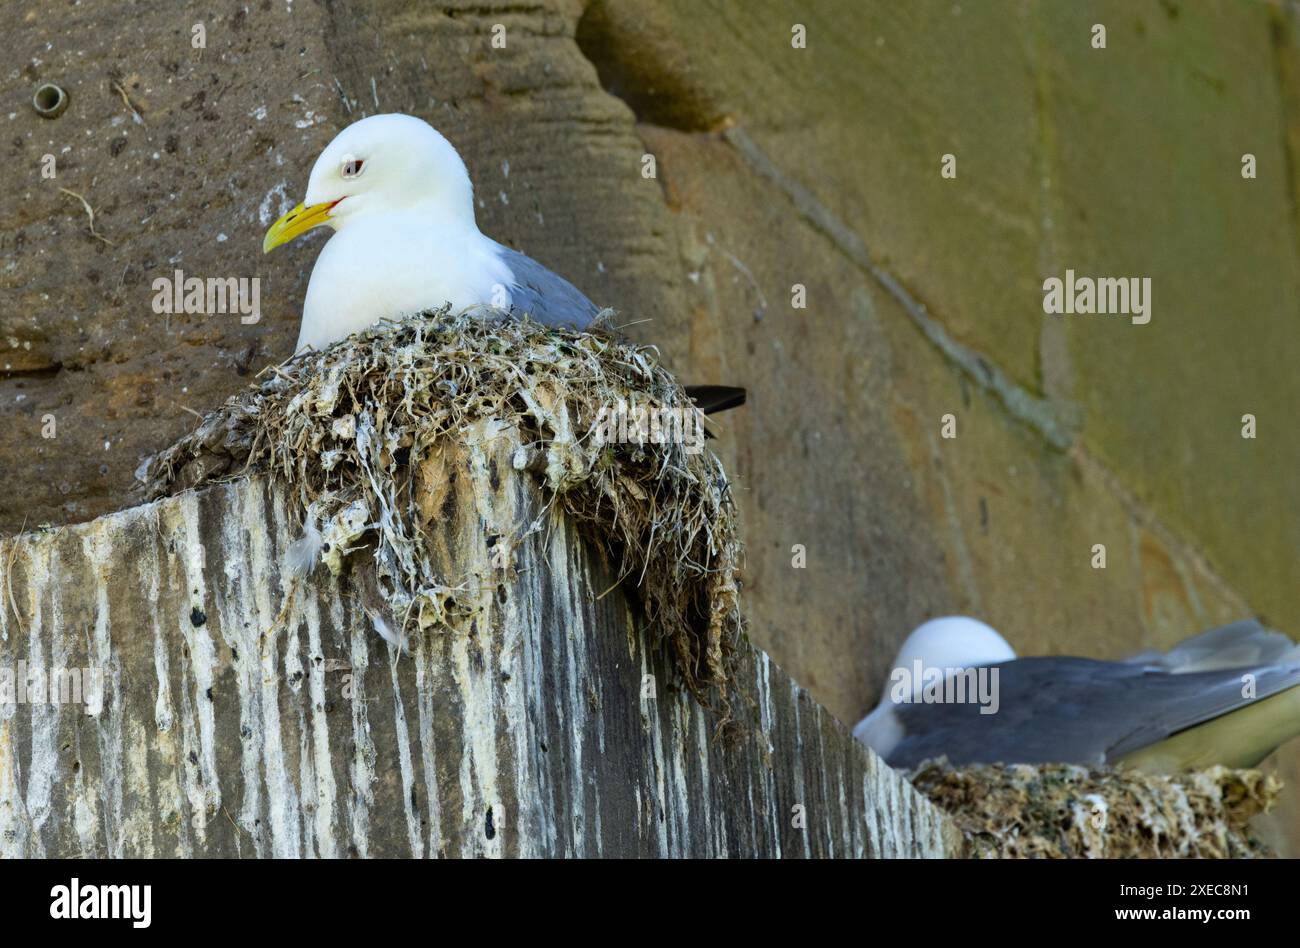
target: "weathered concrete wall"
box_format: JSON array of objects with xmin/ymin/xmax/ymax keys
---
[
  {"xmin": 0, "ymin": 430, "xmax": 958, "ymax": 857},
  {"xmin": 4, "ymin": 0, "xmax": 1299, "ymax": 851}
]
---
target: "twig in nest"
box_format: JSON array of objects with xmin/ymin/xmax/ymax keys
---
[{"xmin": 59, "ymin": 188, "xmax": 115, "ymax": 246}]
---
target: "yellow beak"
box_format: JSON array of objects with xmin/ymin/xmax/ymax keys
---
[{"xmin": 262, "ymin": 201, "xmax": 337, "ymax": 253}]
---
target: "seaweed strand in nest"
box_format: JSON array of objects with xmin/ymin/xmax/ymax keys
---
[{"xmin": 136, "ymin": 306, "xmax": 745, "ymax": 713}]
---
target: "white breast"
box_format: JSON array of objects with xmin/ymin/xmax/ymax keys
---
[{"xmin": 296, "ymin": 211, "xmax": 514, "ymax": 352}]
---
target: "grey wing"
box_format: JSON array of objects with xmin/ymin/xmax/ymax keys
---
[
  {"xmin": 1128, "ymin": 619, "xmax": 1300, "ymax": 672},
  {"xmin": 493, "ymin": 242, "xmax": 600, "ymax": 330},
  {"xmin": 886, "ymin": 656, "xmax": 1300, "ymax": 768}
]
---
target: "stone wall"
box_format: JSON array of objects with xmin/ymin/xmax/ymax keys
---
[{"xmin": 0, "ymin": 435, "xmax": 958, "ymax": 857}]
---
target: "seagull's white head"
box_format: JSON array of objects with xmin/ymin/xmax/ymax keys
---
[
  {"xmin": 853, "ymin": 615, "xmax": 1016, "ymax": 756},
  {"xmin": 889, "ymin": 616, "xmax": 1017, "ymax": 687},
  {"xmin": 263, "ymin": 113, "xmax": 476, "ymax": 253}
]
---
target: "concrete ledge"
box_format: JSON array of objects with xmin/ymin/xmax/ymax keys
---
[{"xmin": 0, "ymin": 429, "xmax": 958, "ymax": 857}]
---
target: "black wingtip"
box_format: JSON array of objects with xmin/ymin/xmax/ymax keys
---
[{"xmin": 684, "ymin": 385, "xmax": 747, "ymax": 415}]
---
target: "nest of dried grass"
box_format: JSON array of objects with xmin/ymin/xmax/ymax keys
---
[
  {"xmin": 137, "ymin": 306, "xmax": 744, "ymax": 709},
  {"xmin": 910, "ymin": 759, "xmax": 1279, "ymax": 858}
]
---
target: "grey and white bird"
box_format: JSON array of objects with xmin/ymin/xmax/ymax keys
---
[
  {"xmin": 854, "ymin": 615, "xmax": 1300, "ymax": 773},
  {"xmin": 263, "ymin": 113, "xmax": 744, "ymax": 415}
]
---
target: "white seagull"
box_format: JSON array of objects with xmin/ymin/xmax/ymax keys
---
[
  {"xmin": 854, "ymin": 616, "xmax": 1300, "ymax": 773},
  {"xmin": 262, "ymin": 113, "xmax": 744, "ymax": 414}
]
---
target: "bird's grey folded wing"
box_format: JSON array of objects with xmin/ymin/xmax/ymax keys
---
[
  {"xmin": 1129, "ymin": 619, "xmax": 1300, "ymax": 672},
  {"xmin": 493, "ymin": 241, "xmax": 600, "ymax": 330},
  {"xmin": 887, "ymin": 656, "xmax": 1300, "ymax": 768}
]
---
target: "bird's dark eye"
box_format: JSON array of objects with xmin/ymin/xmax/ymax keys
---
[{"xmin": 341, "ymin": 157, "xmax": 365, "ymax": 178}]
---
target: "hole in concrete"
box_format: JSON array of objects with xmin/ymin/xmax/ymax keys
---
[{"xmin": 33, "ymin": 83, "xmax": 68, "ymax": 119}]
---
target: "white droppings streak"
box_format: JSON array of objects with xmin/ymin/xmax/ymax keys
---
[
  {"xmin": 172, "ymin": 495, "xmax": 222, "ymax": 838},
  {"xmin": 639, "ymin": 648, "xmax": 670, "ymax": 855},
  {"xmin": 137, "ymin": 518, "xmax": 188, "ymax": 856},
  {"xmin": 239, "ymin": 485, "xmax": 302, "ymax": 857},
  {"xmin": 345, "ymin": 598, "xmax": 377, "ymax": 857},
  {"xmin": 413, "ymin": 633, "xmax": 445, "ymax": 858},
  {"xmin": 550, "ymin": 524, "xmax": 588, "ymax": 856},
  {"xmin": 83, "ymin": 527, "xmax": 126, "ymax": 856},
  {"xmin": 387, "ymin": 644, "xmax": 423, "ymax": 856},
  {"xmin": 212, "ymin": 496, "xmax": 266, "ymax": 855},
  {"xmin": 756, "ymin": 653, "xmax": 781, "ymax": 856},
  {"xmin": 694, "ymin": 707, "xmax": 718, "ymax": 855},
  {"xmin": 449, "ymin": 582, "xmax": 503, "ymax": 858},
  {"xmin": 0, "ymin": 717, "xmax": 26, "ymax": 858},
  {"xmin": 23, "ymin": 541, "xmax": 56, "ymax": 857},
  {"xmin": 667, "ymin": 698, "xmax": 692, "ymax": 854},
  {"xmin": 302, "ymin": 586, "xmax": 340, "ymax": 857}
]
